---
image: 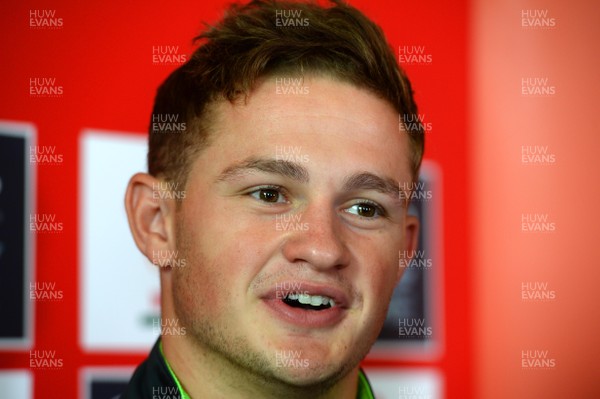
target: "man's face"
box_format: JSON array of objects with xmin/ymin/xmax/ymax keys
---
[{"xmin": 170, "ymin": 75, "xmax": 417, "ymax": 387}]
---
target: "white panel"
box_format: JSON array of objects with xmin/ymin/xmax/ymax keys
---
[
  {"xmin": 0, "ymin": 370, "xmax": 33, "ymax": 399},
  {"xmin": 80, "ymin": 130, "xmax": 160, "ymax": 351}
]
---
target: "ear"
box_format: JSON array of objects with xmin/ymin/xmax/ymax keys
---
[
  {"xmin": 124, "ymin": 173, "xmax": 177, "ymax": 267},
  {"xmin": 397, "ymin": 214, "xmax": 420, "ymax": 283}
]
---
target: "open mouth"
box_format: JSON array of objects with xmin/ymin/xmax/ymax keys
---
[
  {"xmin": 282, "ymin": 293, "xmax": 335, "ymax": 311},
  {"xmin": 262, "ymin": 284, "xmax": 346, "ymax": 328}
]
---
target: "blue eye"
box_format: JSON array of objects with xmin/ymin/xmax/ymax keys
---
[
  {"xmin": 345, "ymin": 201, "xmax": 385, "ymax": 218},
  {"xmin": 249, "ymin": 186, "xmax": 287, "ymax": 203}
]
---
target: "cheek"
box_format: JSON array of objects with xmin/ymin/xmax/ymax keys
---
[
  {"xmin": 366, "ymin": 262, "xmax": 397, "ymax": 304},
  {"xmin": 174, "ymin": 202, "xmax": 281, "ymax": 310},
  {"xmin": 356, "ymin": 231, "xmax": 402, "ymax": 308},
  {"xmin": 349, "ymin": 251, "xmax": 399, "ymax": 348}
]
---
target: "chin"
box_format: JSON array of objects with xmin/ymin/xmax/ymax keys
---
[{"xmin": 270, "ymin": 362, "xmax": 342, "ymax": 389}]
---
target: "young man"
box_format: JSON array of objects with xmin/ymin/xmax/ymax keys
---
[{"xmin": 123, "ymin": 0, "xmax": 424, "ymax": 397}]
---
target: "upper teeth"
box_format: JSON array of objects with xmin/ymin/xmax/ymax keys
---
[{"xmin": 287, "ymin": 293, "xmax": 335, "ymax": 307}]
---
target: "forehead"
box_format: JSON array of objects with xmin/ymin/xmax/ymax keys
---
[
  {"xmin": 217, "ymin": 76, "xmax": 402, "ymax": 140},
  {"xmin": 195, "ymin": 75, "xmax": 411, "ymax": 181}
]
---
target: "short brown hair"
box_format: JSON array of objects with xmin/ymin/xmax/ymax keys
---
[{"xmin": 148, "ymin": 0, "xmax": 424, "ymax": 186}]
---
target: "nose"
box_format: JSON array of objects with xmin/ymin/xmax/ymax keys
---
[{"xmin": 280, "ymin": 202, "xmax": 350, "ymax": 272}]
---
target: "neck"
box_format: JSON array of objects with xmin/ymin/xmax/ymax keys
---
[{"xmin": 161, "ymin": 334, "xmax": 359, "ymax": 399}]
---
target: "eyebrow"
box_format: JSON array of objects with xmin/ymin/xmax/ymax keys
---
[
  {"xmin": 216, "ymin": 157, "xmax": 310, "ymax": 183},
  {"xmin": 342, "ymin": 172, "xmax": 402, "ymax": 202}
]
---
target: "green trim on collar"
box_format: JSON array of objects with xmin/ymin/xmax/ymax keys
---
[
  {"xmin": 357, "ymin": 369, "xmax": 376, "ymax": 399},
  {"xmin": 159, "ymin": 342, "xmax": 375, "ymax": 399},
  {"xmin": 159, "ymin": 341, "xmax": 191, "ymax": 399}
]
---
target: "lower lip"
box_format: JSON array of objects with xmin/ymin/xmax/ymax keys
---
[{"xmin": 262, "ymin": 299, "xmax": 346, "ymax": 329}]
